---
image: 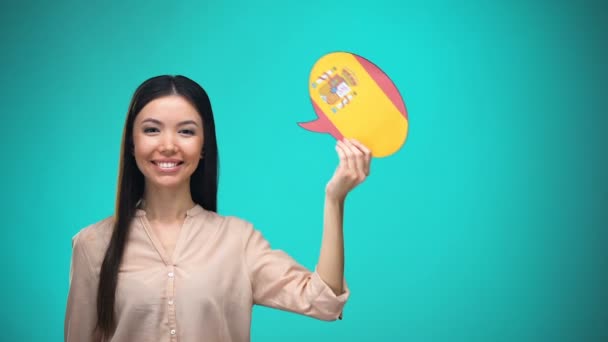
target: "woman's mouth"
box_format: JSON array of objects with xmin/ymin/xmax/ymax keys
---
[{"xmin": 151, "ymin": 161, "xmax": 184, "ymax": 172}]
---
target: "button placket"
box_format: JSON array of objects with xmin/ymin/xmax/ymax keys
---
[
  {"xmin": 138, "ymin": 210, "xmax": 196, "ymax": 341},
  {"xmin": 167, "ymin": 265, "xmax": 177, "ymax": 340}
]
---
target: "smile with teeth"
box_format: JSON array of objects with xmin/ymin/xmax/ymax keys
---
[{"xmin": 153, "ymin": 161, "xmax": 183, "ymax": 169}]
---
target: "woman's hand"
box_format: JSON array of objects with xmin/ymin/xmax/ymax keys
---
[{"xmin": 325, "ymin": 138, "xmax": 372, "ymax": 202}]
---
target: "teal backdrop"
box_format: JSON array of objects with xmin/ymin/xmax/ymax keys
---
[{"xmin": 1, "ymin": 0, "xmax": 607, "ymax": 341}]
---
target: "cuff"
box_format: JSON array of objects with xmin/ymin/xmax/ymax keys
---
[{"xmin": 310, "ymin": 267, "xmax": 350, "ymax": 320}]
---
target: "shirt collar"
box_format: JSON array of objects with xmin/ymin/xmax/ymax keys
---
[{"xmin": 134, "ymin": 200, "xmax": 205, "ymax": 217}]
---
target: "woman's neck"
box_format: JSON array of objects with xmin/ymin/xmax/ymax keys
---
[{"xmin": 140, "ymin": 183, "xmax": 195, "ymax": 223}]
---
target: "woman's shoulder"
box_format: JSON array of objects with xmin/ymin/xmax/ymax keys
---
[
  {"xmin": 200, "ymin": 208, "xmax": 249, "ymax": 226},
  {"xmin": 199, "ymin": 209, "xmax": 256, "ymax": 237},
  {"xmin": 71, "ymin": 215, "xmax": 115, "ymax": 259}
]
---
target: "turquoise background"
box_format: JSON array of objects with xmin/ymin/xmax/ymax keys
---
[{"xmin": 1, "ymin": 0, "xmax": 607, "ymax": 341}]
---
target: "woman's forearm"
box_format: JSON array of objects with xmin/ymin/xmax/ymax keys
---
[
  {"xmin": 316, "ymin": 193, "xmax": 346, "ymax": 295},
  {"xmin": 316, "ymin": 138, "xmax": 371, "ymax": 296}
]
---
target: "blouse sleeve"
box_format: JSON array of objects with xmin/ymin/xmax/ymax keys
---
[
  {"xmin": 242, "ymin": 222, "xmax": 350, "ymax": 321},
  {"xmin": 64, "ymin": 232, "xmax": 101, "ymax": 342}
]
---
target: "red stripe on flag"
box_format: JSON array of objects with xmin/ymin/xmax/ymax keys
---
[{"xmin": 354, "ymin": 55, "xmax": 407, "ymax": 119}]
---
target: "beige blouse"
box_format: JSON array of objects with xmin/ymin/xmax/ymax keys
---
[{"xmin": 65, "ymin": 204, "xmax": 349, "ymax": 342}]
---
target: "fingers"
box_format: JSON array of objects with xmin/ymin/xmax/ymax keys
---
[
  {"xmin": 338, "ymin": 138, "xmax": 369, "ymax": 180},
  {"xmin": 346, "ymin": 140, "xmax": 366, "ymax": 179},
  {"xmin": 335, "ymin": 141, "xmax": 347, "ymax": 169},
  {"xmin": 336, "ymin": 140, "xmax": 355, "ymax": 172},
  {"xmin": 348, "ymin": 138, "xmax": 372, "ymax": 175}
]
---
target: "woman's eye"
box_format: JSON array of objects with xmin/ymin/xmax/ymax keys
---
[
  {"xmin": 180, "ymin": 129, "xmax": 195, "ymax": 136},
  {"xmin": 144, "ymin": 127, "xmax": 159, "ymax": 133}
]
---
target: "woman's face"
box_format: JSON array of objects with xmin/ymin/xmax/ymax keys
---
[{"xmin": 132, "ymin": 95, "xmax": 204, "ymax": 191}]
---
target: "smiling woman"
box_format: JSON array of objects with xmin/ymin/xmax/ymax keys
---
[
  {"xmin": 134, "ymin": 96, "xmax": 205, "ymax": 189},
  {"xmin": 63, "ymin": 75, "xmax": 372, "ymax": 342}
]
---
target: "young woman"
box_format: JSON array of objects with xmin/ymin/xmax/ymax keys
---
[{"xmin": 64, "ymin": 75, "xmax": 371, "ymax": 342}]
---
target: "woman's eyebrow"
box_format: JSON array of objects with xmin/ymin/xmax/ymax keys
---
[
  {"xmin": 141, "ymin": 118, "xmax": 162, "ymax": 125},
  {"xmin": 177, "ymin": 120, "xmax": 199, "ymax": 127},
  {"xmin": 141, "ymin": 118, "xmax": 199, "ymax": 127}
]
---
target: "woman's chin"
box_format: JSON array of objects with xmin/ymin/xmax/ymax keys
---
[{"xmin": 145, "ymin": 178, "xmax": 190, "ymax": 191}]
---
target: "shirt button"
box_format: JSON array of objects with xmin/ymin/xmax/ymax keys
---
[
  {"xmin": 168, "ymin": 299, "xmax": 174, "ymax": 305},
  {"xmin": 170, "ymin": 329, "xmax": 176, "ymax": 335},
  {"xmin": 168, "ymin": 272, "xmax": 174, "ymax": 278}
]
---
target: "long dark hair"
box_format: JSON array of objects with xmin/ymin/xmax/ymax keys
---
[{"xmin": 96, "ymin": 75, "xmax": 219, "ymax": 339}]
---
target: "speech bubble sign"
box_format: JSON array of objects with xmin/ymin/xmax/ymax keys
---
[{"xmin": 298, "ymin": 51, "xmax": 409, "ymax": 158}]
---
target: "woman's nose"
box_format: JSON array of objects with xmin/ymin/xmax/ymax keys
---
[{"xmin": 159, "ymin": 135, "xmax": 177, "ymax": 153}]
